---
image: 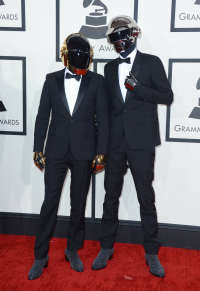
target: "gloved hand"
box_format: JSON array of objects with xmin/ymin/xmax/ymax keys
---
[
  {"xmin": 92, "ymin": 154, "xmax": 105, "ymax": 174},
  {"xmin": 33, "ymin": 152, "xmax": 46, "ymax": 171},
  {"xmin": 124, "ymin": 71, "xmax": 139, "ymax": 91}
]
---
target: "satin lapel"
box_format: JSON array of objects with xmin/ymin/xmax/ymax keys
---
[
  {"xmin": 56, "ymin": 69, "xmax": 70, "ymax": 115},
  {"xmin": 125, "ymin": 50, "xmax": 142, "ymax": 103},
  {"xmin": 130, "ymin": 50, "xmax": 141, "ymax": 77},
  {"xmin": 113, "ymin": 59, "xmax": 124, "ymax": 104},
  {"xmin": 72, "ymin": 72, "xmax": 91, "ymax": 115}
]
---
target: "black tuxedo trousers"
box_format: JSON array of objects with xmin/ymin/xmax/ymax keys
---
[
  {"xmin": 34, "ymin": 151, "xmax": 92, "ymax": 259},
  {"xmin": 100, "ymin": 147, "xmax": 160, "ymax": 254}
]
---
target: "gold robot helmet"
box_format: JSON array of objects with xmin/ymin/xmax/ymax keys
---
[{"xmin": 60, "ymin": 33, "xmax": 93, "ymax": 75}]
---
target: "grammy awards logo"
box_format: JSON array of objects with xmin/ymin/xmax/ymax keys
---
[
  {"xmin": 80, "ymin": 0, "xmax": 108, "ymax": 39},
  {"xmin": 171, "ymin": 0, "xmax": 200, "ymax": 32},
  {"xmin": 0, "ymin": 100, "xmax": 6, "ymax": 112},
  {"xmin": 189, "ymin": 78, "xmax": 200, "ymax": 119},
  {"xmin": 0, "ymin": 0, "xmax": 5, "ymax": 5}
]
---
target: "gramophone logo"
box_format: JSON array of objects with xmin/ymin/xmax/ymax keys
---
[
  {"xmin": 194, "ymin": 0, "xmax": 200, "ymax": 4},
  {"xmin": 80, "ymin": 0, "xmax": 108, "ymax": 39},
  {"xmin": 57, "ymin": 0, "xmax": 138, "ymax": 61},
  {"xmin": 0, "ymin": 0, "xmax": 5, "ymax": 5},
  {"xmin": 0, "ymin": 56, "xmax": 26, "ymax": 135},
  {"xmin": 0, "ymin": 100, "xmax": 6, "ymax": 112},
  {"xmin": 189, "ymin": 78, "xmax": 200, "ymax": 119},
  {"xmin": 166, "ymin": 59, "xmax": 200, "ymax": 143}
]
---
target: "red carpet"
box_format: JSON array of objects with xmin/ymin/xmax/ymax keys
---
[{"xmin": 0, "ymin": 235, "xmax": 200, "ymax": 291}]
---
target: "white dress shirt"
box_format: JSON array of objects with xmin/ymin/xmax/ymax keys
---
[
  {"xmin": 64, "ymin": 68, "xmax": 82, "ymax": 115},
  {"xmin": 118, "ymin": 49, "xmax": 137, "ymax": 101}
]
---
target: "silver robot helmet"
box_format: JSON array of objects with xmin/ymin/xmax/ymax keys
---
[{"xmin": 106, "ymin": 15, "xmax": 141, "ymax": 53}]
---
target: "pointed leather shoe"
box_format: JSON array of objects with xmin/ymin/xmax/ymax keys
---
[
  {"xmin": 65, "ymin": 249, "xmax": 84, "ymax": 272},
  {"xmin": 92, "ymin": 248, "xmax": 114, "ymax": 270},
  {"xmin": 28, "ymin": 256, "xmax": 48, "ymax": 280},
  {"xmin": 145, "ymin": 254, "xmax": 165, "ymax": 278}
]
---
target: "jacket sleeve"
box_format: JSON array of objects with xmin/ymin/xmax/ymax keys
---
[
  {"xmin": 134, "ymin": 56, "xmax": 173, "ymax": 105},
  {"xmin": 33, "ymin": 75, "xmax": 51, "ymax": 152},
  {"xmin": 95, "ymin": 74, "xmax": 109, "ymax": 155}
]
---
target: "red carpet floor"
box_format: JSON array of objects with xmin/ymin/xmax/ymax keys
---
[{"xmin": 0, "ymin": 235, "xmax": 200, "ymax": 291}]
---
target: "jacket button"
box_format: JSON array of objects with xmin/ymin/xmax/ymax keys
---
[{"xmin": 124, "ymin": 109, "xmax": 127, "ymax": 113}]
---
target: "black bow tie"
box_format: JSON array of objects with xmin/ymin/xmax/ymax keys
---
[
  {"xmin": 119, "ymin": 57, "xmax": 131, "ymax": 64},
  {"xmin": 65, "ymin": 72, "xmax": 81, "ymax": 81}
]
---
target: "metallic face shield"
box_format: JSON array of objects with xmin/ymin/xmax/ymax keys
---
[
  {"xmin": 108, "ymin": 28, "xmax": 139, "ymax": 43},
  {"xmin": 106, "ymin": 15, "xmax": 142, "ymax": 54},
  {"xmin": 61, "ymin": 33, "xmax": 93, "ymax": 75},
  {"xmin": 108, "ymin": 28, "xmax": 138, "ymax": 53},
  {"xmin": 112, "ymin": 40, "xmax": 129, "ymax": 53},
  {"xmin": 108, "ymin": 28, "xmax": 130, "ymax": 43},
  {"xmin": 68, "ymin": 49, "xmax": 90, "ymax": 70},
  {"xmin": 113, "ymin": 40, "xmax": 135, "ymax": 53}
]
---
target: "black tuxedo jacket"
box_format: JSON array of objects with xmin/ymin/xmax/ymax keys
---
[
  {"xmin": 34, "ymin": 69, "xmax": 109, "ymax": 160},
  {"xmin": 104, "ymin": 50, "xmax": 173, "ymax": 150}
]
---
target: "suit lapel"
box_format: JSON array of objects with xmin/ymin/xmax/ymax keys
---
[
  {"xmin": 56, "ymin": 69, "xmax": 70, "ymax": 115},
  {"xmin": 125, "ymin": 50, "xmax": 142, "ymax": 103},
  {"xmin": 130, "ymin": 50, "xmax": 141, "ymax": 77},
  {"xmin": 112, "ymin": 59, "xmax": 124, "ymax": 104},
  {"xmin": 72, "ymin": 72, "xmax": 91, "ymax": 116}
]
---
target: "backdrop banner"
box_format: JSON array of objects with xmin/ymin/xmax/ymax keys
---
[
  {"xmin": 0, "ymin": 57, "xmax": 26, "ymax": 135},
  {"xmin": 171, "ymin": 0, "xmax": 200, "ymax": 32},
  {"xmin": 167, "ymin": 59, "xmax": 200, "ymax": 143},
  {"xmin": 0, "ymin": 0, "xmax": 25, "ymax": 31},
  {"xmin": 0, "ymin": 0, "xmax": 200, "ymax": 229},
  {"xmin": 56, "ymin": 0, "xmax": 138, "ymax": 60}
]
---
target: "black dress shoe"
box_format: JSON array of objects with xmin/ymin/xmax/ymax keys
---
[
  {"xmin": 92, "ymin": 248, "xmax": 114, "ymax": 270},
  {"xmin": 145, "ymin": 254, "xmax": 165, "ymax": 278},
  {"xmin": 65, "ymin": 249, "xmax": 84, "ymax": 272},
  {"xmin": 28, "ymin": 256, "xmax": 48, "ymax": 280}
]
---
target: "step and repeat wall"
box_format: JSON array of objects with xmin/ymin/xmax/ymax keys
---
[{"xmin": 0, "ymin": 0, "xmax": 200, "ymax": 226}]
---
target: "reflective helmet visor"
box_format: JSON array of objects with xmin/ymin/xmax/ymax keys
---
[
  {"xmin": 108, "ymin": 28, "xmax": 130, "ymax": 43},
  {"xmin": 67, "ymin": 36, "xmax": 91, "ymax": 71},
  {"xmin": 68, "ymin": 49, "xmax": 90, "ymax": 69}
]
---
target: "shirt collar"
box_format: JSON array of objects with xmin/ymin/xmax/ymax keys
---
[
  {"xmin": 65, "ymin": 67, "xmax": 73, "ymax": 76},
  {"xmin": 119, "ymin": 48, "xmax": 137, "ymax": 64}
]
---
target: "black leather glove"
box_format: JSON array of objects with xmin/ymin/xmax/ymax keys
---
[
  {"xmin": 125, "ymin": 72, "xmax": 139, "ymax": 91},
  {"xmin": 33, "ymin": 152, "xmax": 46, "ymax": 171}
]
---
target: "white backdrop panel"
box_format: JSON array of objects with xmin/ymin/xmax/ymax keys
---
[
  {"xmin": 0, "ymin": 0, "xmax": 200, "ymax": 226},
  {"xmin": 174, "ymin": 0, "xmax": 200, "ymax": 29},
  {"xmin": 58, "ymin": 0, "xmax": 137, "ymax": 59},
  {"xmin": 169, "ymin": 61, "xmax": 200, "ymax": 140},
  {"xmin": 0, "ymin": 59, "xmax": 23, "ymax": 133},
  {"xmin": 0, "ymin": 0, "xmax": 22, "ymax": 28}
]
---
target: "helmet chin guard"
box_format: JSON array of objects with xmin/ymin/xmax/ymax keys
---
[{"xmin": 61, "ymin": 33, "xmax": 93, "ymax": 75}]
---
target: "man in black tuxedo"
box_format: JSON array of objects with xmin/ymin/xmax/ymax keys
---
[
  {"xmin": 92, "ymin": 16, "xmax": 173, "ymax": 277},
  {"xmin": 28, "ymin": 33, "xmax": 108, "ymax": 280}
]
